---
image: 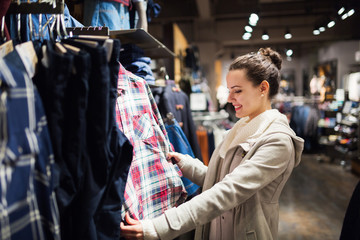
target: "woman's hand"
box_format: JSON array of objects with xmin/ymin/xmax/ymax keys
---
[
  {"xmin": 167, "ymin": 152, "xmax": 185, "ymax": 164},
  {"xmin": 120, "ymin": 212, "xmax": 144, "ymax": 240}
]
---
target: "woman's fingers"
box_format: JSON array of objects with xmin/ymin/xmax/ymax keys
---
[
  {"xmin": 125, "ymin": 212, "xmax": 140, "ymax": 225},
  {"xmin": 120, "ymin": 213, "xmax": 144, "ymax": 240},
  {"xmin": 166, "ymin": 152, "xmax": 183, "ymax": 163},
  {"xmin": 120, "ymin": 222, "xmax": 143, "ymax": 239}
]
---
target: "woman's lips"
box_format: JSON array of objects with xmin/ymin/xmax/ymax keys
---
[{"xmin": 234, "ymin": 105, "xmax": 242, "ymax": 111}]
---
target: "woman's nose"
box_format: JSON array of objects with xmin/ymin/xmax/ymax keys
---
[{"xmin": 227, "ymin": 92, "xmax": 233, "ymax": 103}]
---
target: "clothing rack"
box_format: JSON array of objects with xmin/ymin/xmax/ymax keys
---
[
  {"xmin": 5, "ymin": 0, "xmax": 68, "ymax": 41},
  {"xmin": 110, "ymin": 29, "xmax": 176, "ymax": 59},
  {"xmin": 66, "ymin": 26, "xmax": 110, "ymax": 36},
  {"xmin": 192, "ymin": 111, "xmax": 229, "ymax": 122},
  {"xmin": 7, "ymin": 1, "xmax": 64, "ymax": 14},
  {"xmin": 274, "ymin": 95, "xmax": 320, "ymax": 103}
]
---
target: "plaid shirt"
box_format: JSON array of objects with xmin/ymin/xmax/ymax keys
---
[
  {"xmin": 116, "ymin": 63, "xmax": 186, "ymax": 220},
  {"xmin": 0, "ymin": 51, "xmax": 60, "ymax": 239}
]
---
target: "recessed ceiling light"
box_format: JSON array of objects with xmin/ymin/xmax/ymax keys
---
[{"xmin": 327, "ymin": 20, "xmax": 335, "ymax": 28}]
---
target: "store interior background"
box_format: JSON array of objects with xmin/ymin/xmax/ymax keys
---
[
  {"xmin": 145, "ymin": 0, "xmax": 360, "ymax": 101},
  {"xmin": 67, "ymin": 0, "xmax": 360, "ymax": 239},
  {"xmin": 139, "ymin": 0, "xmax": 360, "ymax": 238}
]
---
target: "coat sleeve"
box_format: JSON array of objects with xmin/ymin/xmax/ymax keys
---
[
  {"xmin": 151, "ymin": 133, "xmax": 294, "ymax": 240},
  {"xmin": 177, "ymin": 154, "xmax": 207, "ymax": 187}
]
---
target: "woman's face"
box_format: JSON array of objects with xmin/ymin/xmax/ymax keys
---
[{"xmin": 226, "ymin": 69, "xmax": 270, "ymax": 120}]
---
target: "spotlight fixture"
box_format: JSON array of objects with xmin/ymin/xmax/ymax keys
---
[
  {"xmin": 262, "ymin": 31, "xmax": 269, "ymax": 40},
  {"xmin": 327, "ymin": 20, "xmax": 335, "ymax": 28},
  {"xmin": 245, "ymin": 25, "xmax": 253, "ymax": 33},
  {"xmin": 341, "ymin": 13, "xmax": 349, "ymax": 20},
  {"xmin": 286, "ymin": 49, "xmax": 293, "ymax": 57},
  {"xmin": 338, "ymin": 7, "xmax": 345, "ymax": 15},
  {"xmin": 249, "ymin": 13, "xmax": 259, "ymax": 26},
  {"xmin": 313, "ymin": 29, "xmax": 320, "ymax": 35},
  {"xmin": 284, "ymin": 29, "xmax": 292, "ymax": 39},
  {"xmin": 347, "ymin": 9, "xmax": 355, "ymax": 17},
  {"xmin": 319, "ymin": 26, "xmax": 325, "ymax": 32},
  {"xmin": 341, "ymin": 9, "xmax": 355, "ymax": 20},
  {"xmin": 242, "ymin": 32, "xmax": 251, "ymax": 40}
]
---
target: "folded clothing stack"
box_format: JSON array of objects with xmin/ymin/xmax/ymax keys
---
[{"xmin": 120, "ymin": 44, "xmax": 155, "ymax": 85}]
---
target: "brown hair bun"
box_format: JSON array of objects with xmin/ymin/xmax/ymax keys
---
[{"xmin": 258, "ymin": 47, "xmax": 282, "ymax": 70}]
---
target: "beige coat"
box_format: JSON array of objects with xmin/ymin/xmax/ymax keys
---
[{"xmin": 152, "ymin": 112, "xmax": 304, "ymax": 240}]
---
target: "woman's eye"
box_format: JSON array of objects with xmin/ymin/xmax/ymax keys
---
[{"xmin": 235, "ymin": 90, "xmax": 242, "ymax": 93}]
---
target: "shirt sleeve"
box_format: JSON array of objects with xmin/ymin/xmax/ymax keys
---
[{"xmin": 145, "ymin": 80, "xmax": 172, "ymax": 155}]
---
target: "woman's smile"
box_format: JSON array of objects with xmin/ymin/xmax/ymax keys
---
[{"xmin": 233, "ymin": 105, "xmax": 242, "ymax": 111}]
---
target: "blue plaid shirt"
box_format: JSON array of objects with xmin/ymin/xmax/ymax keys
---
[{"xmin": 0, "ymin": 48, "xmax": 60, "ymax": 239}]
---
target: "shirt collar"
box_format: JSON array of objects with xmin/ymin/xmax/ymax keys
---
[{"xmin": 118, "ymin": 63, "xmax": 130, "ymax": 91}]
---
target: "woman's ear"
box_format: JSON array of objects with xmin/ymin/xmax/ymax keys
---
[{"xmin": 260, "ymin": 80, "xmax": 270, "ymax": 94}]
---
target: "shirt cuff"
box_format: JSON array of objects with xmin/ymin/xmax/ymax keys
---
[{"xmin": 141, "ymin": 219, "xmax": 159, "ymax": 240}]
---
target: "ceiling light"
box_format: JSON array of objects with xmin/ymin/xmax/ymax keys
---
[
  {"xmin": 341, "ymin": 13, "xmax": 349, "ymax": 20},
  {"xmin": 249, "ymin": 13, "xmax": 259, "ymax": 26},
  {"xmin": 284, "ymin": 29, "xmax": 292, "ymax": 39},
  {"xmin": 327, "ymin": 20, "xmax": 335, "ymax": 28},
  {"xmin": 242, "ymin": 32, "xmax": 252, "ymax": 40},
  {"xmin": 262, "ymin": 31, "xmax": 269, "ymax": 40},
  {"xmin": 347, "ymin": 9, "xmax": 355, "ymax": 17},
  {"xmin": 286, "ymin": 49, "xmax": 293, "ymax": 57},
  {"xmin": 338, "ymin": 7, "xmax": 345, "ymax": 15},
  {"xmin": 249, "ymin": 20, "xmax": 257, "ymax": 27},
  {"xmin": 249, "ymin": 13, "xmax": 259, "ymax": 23},
  {"xmin": 319, "ymin": 26, "xmax": 325, "ymax": 32},
  {"xmin": 313, "ymin": 29, "xmax": 320, "ymax": 35},
  {"xmin": 245, "ymin": 25, "xmax": 253, "ymax": 32}
]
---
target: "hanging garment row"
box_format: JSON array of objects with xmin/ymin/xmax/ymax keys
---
[
  {"xmin": 151, "ymin": 80, "xmax": 203, "ymax": 162},
  {"xmin": 0, "ymin": 35, "xmax": 134, "ymax": 239},
  {"xmin": 1, "ymin": 4, "xmax": 188, "ymax": 240},
  {"xmin": 151, "ymin": 80, "xmax": 204, "ymax": 197},
  {"xmin": 0, "ymin": 37, "xmax": 187, "ymax": 240}
]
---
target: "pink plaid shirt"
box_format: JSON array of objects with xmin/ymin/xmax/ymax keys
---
[{"xmin": 116, "ymin": 63, "xmax": 186, "ymax": 220}]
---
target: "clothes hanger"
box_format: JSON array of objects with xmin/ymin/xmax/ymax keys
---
[
  {"xmin": 73, "ymin": 38, "xmax": 98, "ymax": 47},
  {"xmin": 38, "ymin": 14, "xmax": 42, "ymax": 40},
  {"xmin": 165, "ymin": 112, "xmax": 175, "ymax": 125},
  {"xmin": 1, "ymin": 16, "xmax": 6, "ymax": 42},
  {"xmin": 40, "ymin": 14, "xmax": 55, "ymax": 40},
  {"xmin": 62, "ymin": 43, "xmax": 80, "ymax": 53},
  {"xmin": 55, "ymin": 42, "xmax": 67, "ymax": 54},
  {"xmin": 17, "ymin": 13, "xmax": 21, "ymax": 42},
  {"xmin": 67, "ymin": 26, "xmax": 110, "ymax": 37},
  {"xmin": 26, "ymin": 0, "xmax": 34, "ymax": 41}
]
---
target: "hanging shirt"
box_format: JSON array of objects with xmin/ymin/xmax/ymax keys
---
[
  {"xmin": 151, "ymin": 82, "xmax": 203, "ymax": 162},
  {"xmin": 116, "ymin": 63, "xmax": 186, "ymax": 220},
  {"xmin": 0, "ymin": 47, "xmax": 60, "ymax": 240}
]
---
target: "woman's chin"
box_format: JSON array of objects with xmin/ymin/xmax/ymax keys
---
[{"xmin": 235, "ymin": 112, "xmax": 246, "ymax": 119}]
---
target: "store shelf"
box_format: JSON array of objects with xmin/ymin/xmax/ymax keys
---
[
  {"xmin": 192, "ymin": 111, "xmax": 229, "ymax": 122},
  {"xmin": 340, "ymin": 119, "xmax": 358, "ymax": 127},
  {"xmin": 109, "ymin": 29, "xmax": 176, "ymax": 59}
]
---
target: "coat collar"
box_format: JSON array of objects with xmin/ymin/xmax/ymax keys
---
[{"xmin": 219, "ymin": 109, "xmax": 284, "ymax": 158}]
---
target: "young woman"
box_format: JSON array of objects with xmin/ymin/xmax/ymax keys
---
[{"xmin": 120, "ymin": 47, "xmax": 304, "ymax": 240}]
